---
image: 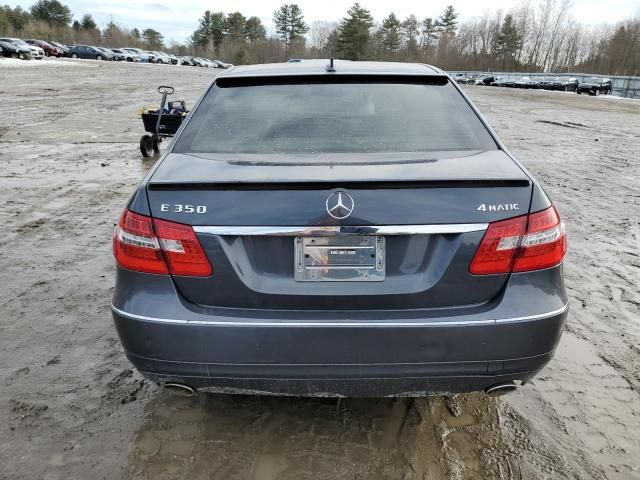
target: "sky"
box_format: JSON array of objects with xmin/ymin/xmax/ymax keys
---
[{"xmin": 6, "ymin": 0, "xmax": 640, "ymax": 43}]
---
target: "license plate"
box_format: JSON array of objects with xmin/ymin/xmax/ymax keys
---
[{"xmin": 294, "ymin": 235, "xmax": 385, "ymax": 282}]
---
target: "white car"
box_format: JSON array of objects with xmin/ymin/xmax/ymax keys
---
[
  {"xmin": 123, "ymin": 48, "xmax": 153, "ymax": 63},
  {"xmin": 0, "ymin": 37, "xmax": 44, "ymax": 59},
  {"xmin": 110, "ymin": 48, "xmax": 139, "ymax": 62},
  {"xmin": 148, "ymin": 51, "xmax": 171, "ymax": 64}
]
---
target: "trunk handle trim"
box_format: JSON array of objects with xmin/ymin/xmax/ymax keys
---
[
  {"xmin": 192, "ymin": 224, "xmax": 489, "ymax": 236},
  {"xmin": 111, "ymin": 304, "xmax": 568, "ymax": 327}
]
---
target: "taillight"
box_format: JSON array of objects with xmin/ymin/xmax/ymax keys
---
[
  {"xmin": 512, "ymin": 206, "xmax": 566, "ymax": 272},
  {"xmin": 469, "ymin": 215, "xmax": 528, "ymax": 275},
  {"xmin": 113, "ymin": 210, "xmax": 168, "ymax": 274},
  {"xmin": 113, "ymin": 209, "xmax": 211, "ymax": 276},
  {"xmin": 153, "ymin": 219, "xmax": 212, "ymax": 276},
  {"xmin": 470, "ymin": 206, "xmax": 566, "ymax": 275}
]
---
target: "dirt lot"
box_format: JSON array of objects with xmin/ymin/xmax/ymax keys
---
[{"xmin": 0, "ymin": 59, "xmax": 638, "ymax": 480}]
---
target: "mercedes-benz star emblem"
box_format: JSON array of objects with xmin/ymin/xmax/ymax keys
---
[{"xmin": 326, "ymin": 191, "xmax": 355, "ymax": 219}]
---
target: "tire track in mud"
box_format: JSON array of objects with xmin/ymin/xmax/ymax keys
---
[
  {"xmin": 469, "ymin": 85, "xmax": 640, "ymax": 480},
  {"xmin": 127, "ymin": 392, "xmax": 526, "ymax": 480}
]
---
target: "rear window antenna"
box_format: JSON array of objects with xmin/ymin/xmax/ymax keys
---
[{"xmin": 326, "ymin": 57, "xmax": 336, "ymax": 73}]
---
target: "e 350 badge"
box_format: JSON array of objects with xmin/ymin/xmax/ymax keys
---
[{"xmin": 160, "ymin": 204, "xmax": 207, "ymax": 214}]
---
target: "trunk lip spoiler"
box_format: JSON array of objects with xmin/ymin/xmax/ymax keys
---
[{"xmin": 192, "ymin": 224, "xmax": 488, "ymax": 236}]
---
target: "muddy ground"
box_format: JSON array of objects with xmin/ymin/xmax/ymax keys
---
[{"xmin": 0, "ymin": 59, "xmax": 638, "ymax": 480}]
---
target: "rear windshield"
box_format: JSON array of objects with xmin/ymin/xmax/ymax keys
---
[{"xmin": 174, "ymin": 80, "xmax": 497, "ymax": 155}]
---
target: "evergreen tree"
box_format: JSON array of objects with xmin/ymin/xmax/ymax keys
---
[
  {"xmin": 131, "ymin": 28, "xmax": 141, "ymax": 43},
  {"xmin": 79, "ymin": 13, "xmax": 96, "ymax": 31},
  {"xmin": 0, "ymin": 6, "xmax": 31, "ymax": 32},
  {"xmin": 226, "ymin": 12, "xmax": 247, "ymax": 42},
  {"xmin": 142, "ymin": 28, "xmax": 164, "ymax": 50},
  {"xmin": 336, "ymin": 3, "xmax": 374, "ymax": 60},
  {"xmin": 380, "ymin": 13, "xmax": 402, "ymax": 53},
  {"xmin": 273, "ymin": 4, "xmax": 309, "ymax": 53},
  {"xmin": 30, "ymin": 0, "xmax": 71, "ymax": 27},
  {"xmin": 245, "ymin": 16, "xmax": 266, "ymax": 43},
  {"xmin": 193, "ymin": 11, "xmax": 226, "ymax": 50},
  {"xmin": 401, "ymin": 15, "xmax": 420, "ymax": 49},
  {"xmin": 438, "ymin": 5, "xmax": 458, "ymax": 33},
  {"xmin": 421, "ymin": 17, "xmax": 438, "ymax": 47},
  {"xmin": 493, "ymin": 14, "xmax": 522, "ymax": 68}
]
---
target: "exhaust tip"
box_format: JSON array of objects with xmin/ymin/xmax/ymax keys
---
[
  {"xmin": 485, "ymin": 381, "xmax": 518, "ymax": 397},
  {"xmin": 162, "ymin": 382, "xmax": 197, "ymax": 397}
]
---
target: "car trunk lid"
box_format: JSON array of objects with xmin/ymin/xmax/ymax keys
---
[{"xmin": 146, "ymin": 150, "xmax": 531, "ymax": 310}]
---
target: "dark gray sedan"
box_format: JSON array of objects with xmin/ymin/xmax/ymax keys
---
[
  {"xmin": 112, "ymin": 60, "xmax": 568, "ymax": 397},
  {"xmin": 69, "ymin": 45, "xmax": 113, "ymax": 60}
]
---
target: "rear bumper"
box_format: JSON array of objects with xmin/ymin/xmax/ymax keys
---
[{"xmin": 112, "ymin": 266, "xmax": 567, "ymax": 396}]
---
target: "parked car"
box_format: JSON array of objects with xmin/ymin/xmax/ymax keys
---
[
  {"xmin": 141, "ymin": 50, "xmax": 159, "ymax": 63},
  {"xmin": 538, "ymin": 77, "xmax": 565, "ymax": 90},
  {"xmin": 212, "ymin": 59, "xmax": 232, "ymax": 68},
  {"xmin": 491, "ymin": 77, "xmax": 516, "ymax": 88},
  {"xmin": 68, "ymin": 45, "xmax": 113, "ymax": 60},
  {"xmin": 474, "ymin": 75, "xmax": 495, "ymax": 86},
  {"xmin": 177, "ymin": 56, "xmax": 194, "ymax": 66},
  {"xmin": 577, "ymin": 77, "xmax": 612, "ymax": 95},
  {"xmin": 148, "ymin": 51, "xmax": 172, "ymax": 64},
  {"xmin": 167, "ymin": 53, "xmax": 179, "ymax": 65},
  {"xmin": 110, "ymin": 48, "xmax": 137, "ymax": 62},
  {"xmin": 112, "ymin": 60, "xmax": 568, "ymax": 397},
  {"xmin": 25, "ymin": 39, "xmax": 63, "ymax": 57},
  {"xmin": 122, "ymin": 48, "xmax": 153, "ymax": 63},
  {"xmin": 514, "ymin": 76, "xmax": 540, "ymax": 89},
  {"xmin": 96, "ymin": 47, "xmax": 118, "ymax": 60},
  {"xmin": 48, "ymin": 40, "xmax": 69, "ymax": 57},
  {"xmin": 453, "ymin": 73, "xmax": 471, "ymax": 84},
  {"xmin": 184, "ymin": 56, "xmax": 203, "ymax": 67},
  {"xmin": 0, "ymin": 38, "xmax": 44, "ymax": 59},
  {"xmin": 0, "ymin": 39, "xmax": 31, "ymax": 59},
  {"xmin": 563, "ymin": 77, "xmax": 579, "ymax": 92}
]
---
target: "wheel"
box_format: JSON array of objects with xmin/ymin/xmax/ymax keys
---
[
  {"xmin": 576, "ymin": 90, "xmax": 581, "ymax": 94},
  {"xmin": 140, "ymin": 135, "xmax": 154, "ymax": 157},
  {"xmin": 152, "ymin": 138, "xmax": 160, "ymax": 152},
  {"xmin": 71, "ymin": 53, "xmax": 78, "ymax": 58},
  {"xmin": 127, "ymin": 57, "xmax": 133, "ymax": 62},
  {"xmin": 157, "ymin": 59, "xmax": 163, "ymax": 64},
  {"xmin": 96, "ymin": 54, "xmax": 103, "ymax": 60}
]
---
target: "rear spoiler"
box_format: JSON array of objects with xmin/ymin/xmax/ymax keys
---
[
  {"xmin": 148, "ymin": 179, "xmax": 531, "ymax": 190},
  {"xmin": 215, "ymin": 73, "xmax": 450, "ymax": 88}
]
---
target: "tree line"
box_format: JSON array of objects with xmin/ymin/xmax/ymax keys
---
[
  {"xmin": 2, "ymin": 0, "xmax": 638, "ymax": 75},
  {"xmin": 1, "ymin": 0, "xmax": 169, "ymax": 51}
]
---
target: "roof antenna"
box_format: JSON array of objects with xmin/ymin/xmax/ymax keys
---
[{"xmin": 326, "ymin": 57, "xmax": 336, "ymax": 73}]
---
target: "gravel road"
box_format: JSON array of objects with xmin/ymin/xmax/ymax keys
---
[{"xmin": 0, "ymin": 59, "xmax": 638, "ymax": 480}]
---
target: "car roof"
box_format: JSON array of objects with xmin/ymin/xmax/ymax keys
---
[{"xmin": 218, "ymin": 60, "xmax": 443, "ymax": 79}]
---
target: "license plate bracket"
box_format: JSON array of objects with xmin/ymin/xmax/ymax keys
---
[{"xmin": 294, "ymin": 235, "xmax": 385, "ymax": 282}]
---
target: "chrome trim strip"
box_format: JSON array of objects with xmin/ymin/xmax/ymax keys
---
[
  {"xmin": 193, "ymin": 224, "xmax": 489, "ymax": 236},
  {"xmin": 111, "ymin": 304, "xmax": 568, "ymax": 328}
]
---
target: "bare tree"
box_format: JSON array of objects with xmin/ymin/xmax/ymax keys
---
[{"xmin": 309, "ymin": 20, "xmax": 337, "ymax": 51}]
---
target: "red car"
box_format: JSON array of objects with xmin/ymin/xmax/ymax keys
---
[{"xmin": 24, "ymin": 39, "xmax": 63, "ymax": 57}]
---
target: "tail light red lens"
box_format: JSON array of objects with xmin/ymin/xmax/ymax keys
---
[
  {"xmin": 470, "ymin": 206, "xmax": 566, "ymax": 275},
  {"xmin": 113, "ymin": 210, "xmax": 168, "ymax": 274},
  {"xmin": 113, "ymin": 209, "xmax": 212, "ymax": 276},
  {"xmin": 153, "ymin": 219, "xmax": 212, "ymax": 276},
  {"xmin": 512, "ymin": 206, "xmax": 566, "ymax": 272}
]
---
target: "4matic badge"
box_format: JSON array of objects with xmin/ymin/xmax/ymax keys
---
[{"xmin": 477, "ymin": 203, "xmax": 520, "ymax": 212}]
